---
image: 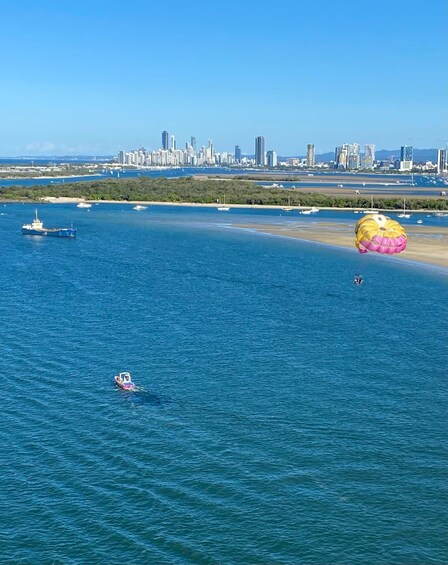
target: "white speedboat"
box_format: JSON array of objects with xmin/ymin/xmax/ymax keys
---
[
  {"xmin": 301, "ymin": 207, "xmax": 319, "ymax": 215},
  {"xmin": 77, "ymin": 202, "xmax": 92, "ymax": 208},
  {"xmin": 133, "ymin": 205, "xmax": 148, "ymax": 211},
  {"xmin": 114, "ymin": 371, "xmax": 136, "ymax": 391}
]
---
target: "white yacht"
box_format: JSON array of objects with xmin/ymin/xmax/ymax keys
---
[
  {"xmin": 77, "ymin": 202, "xmax": 92, "ymax": 208},
  {"xmin": 133, "ymin": 205, "xmax": 148, "ymax": 211}
]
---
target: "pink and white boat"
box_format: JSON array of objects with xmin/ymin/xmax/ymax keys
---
[{"xmin": 114, "ymin": 371, "xmax": 136, "ymax": 391}]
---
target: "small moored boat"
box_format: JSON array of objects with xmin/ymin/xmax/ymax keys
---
[
  {"xmin": 22, "ymin": 210, "xmax": 76, "ymax": 238},
  {"xmin": 114, "ymin": 371, "xmax": 136, "ymax": 391},
  {"xmin": 217, "ymin": 194, "xmax": 230, "ymax": 211}
]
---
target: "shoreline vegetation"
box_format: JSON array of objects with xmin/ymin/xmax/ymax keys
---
[
  {"xmin": 2, "ymin": 176, "xmax": 447, "ymax": 268},
  {"xmin": 1, "ymin": 176, "xmax": 447, "ymax": 211}
]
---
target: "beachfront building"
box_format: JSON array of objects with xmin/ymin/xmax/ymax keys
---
[
  {"xmin": 162, "ymin": 131, "xmax": 169, "ymax": 151},
  {"xmin": 190, "ymin": 136, "xmax": 196, "ymax": 151},
  {"xmin": 255, "ymin": 136, "xmax": 266, "ymax": 167},
  {"xmin": 437, "ymin": 148, "xmax": 447, "ymax": 173},
  {"xmin": 266, "ymin": 150, "xmax": 277, "ymax": 168},
  {"xmin": 364, "ymin": 144, "xmax": 375, "ymax": 169},
  {"xmin": 307, "ymin": 144, "xmax": 315, "ymax": 167},
  {"xmin": 400, "ymin": 145, "xmax": 413, "ymax": 171}
]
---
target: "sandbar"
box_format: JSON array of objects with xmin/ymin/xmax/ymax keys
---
[{"xmin": 232, "ymin": 222, "xmax": 448, "ymax": 269}]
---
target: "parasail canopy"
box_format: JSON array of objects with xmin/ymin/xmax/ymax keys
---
[{"xmin": 355, "ymin": 214, "xmax": 407, "ymax": 255}]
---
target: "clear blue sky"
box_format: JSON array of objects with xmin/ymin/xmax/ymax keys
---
[{"xmin": 1, "ymin": 0, "xmax": 447, "ymax": 156}]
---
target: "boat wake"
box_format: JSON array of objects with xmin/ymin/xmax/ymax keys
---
[{"xmin": 118, "ymin": 387, "xmax": 167, "ymax": 407}]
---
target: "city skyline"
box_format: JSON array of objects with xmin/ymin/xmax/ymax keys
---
[
  {"xmin": 117, "ymin": 134, "xmax": 447, "ymax": 171},
  {"xmin": 1, "ymin": 0, "xmax": 447, "ymax": 156}
]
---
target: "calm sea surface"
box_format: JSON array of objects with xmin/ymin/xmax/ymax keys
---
[{"xmin": 0, "ymin": 204, "xmax": 447, "ymax": 565}]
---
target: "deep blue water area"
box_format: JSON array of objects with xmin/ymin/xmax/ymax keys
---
[{"xmin": 0, "ymin": 204, "xmax": 447, "ymax": 564}]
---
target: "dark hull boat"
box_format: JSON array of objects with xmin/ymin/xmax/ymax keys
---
[{"xmin": 22, "ymin": 210, "xmax": 76, "ymax": 238}]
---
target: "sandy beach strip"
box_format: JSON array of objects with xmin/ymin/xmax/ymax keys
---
[
  {"xmin": 232, "ymin": 222, "xmax": 448, "ymax": 269},
  {"xmin": 39, "ymin": 198, "xmax": 447, "ymax": 213}
]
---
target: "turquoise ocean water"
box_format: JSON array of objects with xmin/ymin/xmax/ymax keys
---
[{"xmin": 0, "ymin": 204, "xmax": 447, "ymax": 564}]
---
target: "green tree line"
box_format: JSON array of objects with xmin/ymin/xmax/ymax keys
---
[{"xmin": 1, "ymin": 176, "xmax": 447, "ymax": 210}]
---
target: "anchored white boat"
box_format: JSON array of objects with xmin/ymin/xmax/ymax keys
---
[
  {"xmin": 217, "ymin": 195, "xmax": 230, "ymax": 211},
  {"xmin": 362, "ymin": 196, "xmax": 379, "ymax": 214},
  {"xmin": 282, "ymin": 196, "xmax": 294, "ymax": 211},
  {"xmin": 133, "ymin": 205, "xmax": 148, "ymax": 211},
  {"xmin": 77, "ymin": 202, "xmax": 92, "ymax": 208},
  {"xmin": 397, "ymin": 199, "xmax": 411, "ymax": 219}
]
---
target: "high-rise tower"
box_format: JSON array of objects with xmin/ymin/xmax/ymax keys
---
[
  {"xmin": 364, "ymin": 144, "xmax": 375, "ymax": 169},
  {"xmin": 266, "ymin": 150, "xmax": 277, "ymax": 167},
  {"xmin": 437, "ymin": 148, "xmax": 448, "ymax": 173},
  {"xmin": 255, "ymin": 136, "xmax": 266, "ymax": 167},
  {"xmin": 306, "ymin": 144, "xmax": 315, "ymax": 167},
  {"xmin": 234, "ymin": 145, "xmax": 241, "ymax": 163},
  {"xmin": 162, "ymin": 131, "xmax": 169, "ymax": 151},
  {"xmin": 400, "ymin": 146, "xmax": 413, "ymax": 171}
]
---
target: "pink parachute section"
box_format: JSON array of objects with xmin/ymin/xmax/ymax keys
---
[{"xmin": 358, "ymin": 234, "xmax": 407, "ymax": 254}]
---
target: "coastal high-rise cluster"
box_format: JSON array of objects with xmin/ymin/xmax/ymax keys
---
[
  {"xmin": 117, "ymin": 131, "xmax": 240, "ymax": 167},
  {"xmin": 116, "ymin": 132, "xmax": 447, "ymax": 173}
]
